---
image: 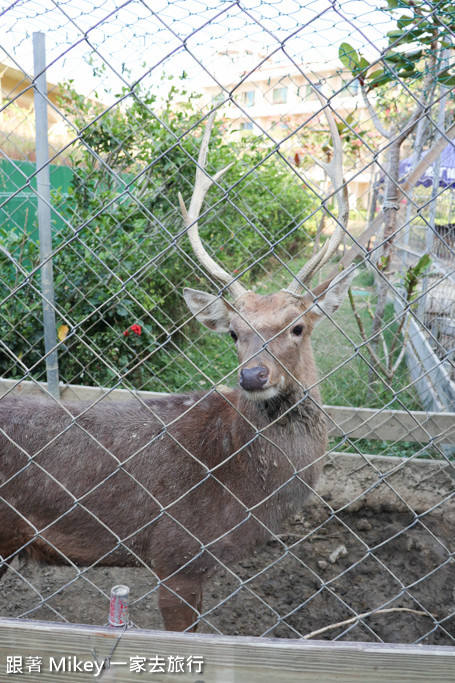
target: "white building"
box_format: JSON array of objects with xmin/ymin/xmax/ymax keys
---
[{"xmin": 198, "ymin": 41, "xmax": 373, "ymax": 208}]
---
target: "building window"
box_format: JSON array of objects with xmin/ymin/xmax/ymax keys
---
[
  {"xmin": 242, "ymin": 90, "xmax": 255, "ymax": 107},
  {"xmin": 240, "ymin": 121, "xmax": 253, "ymax": 131},
  {"xmin": 272, "ymin": 86, "xmax": 288, "ymax": 104}
]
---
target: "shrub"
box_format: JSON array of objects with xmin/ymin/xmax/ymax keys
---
[{"xmin": 0, "ymin": 81, "xmax": 315, "ymax": 391}]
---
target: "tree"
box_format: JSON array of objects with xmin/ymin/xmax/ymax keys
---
[{"xmin": 339, "ymin": 0, "xmax": 454, "ymax": 379}]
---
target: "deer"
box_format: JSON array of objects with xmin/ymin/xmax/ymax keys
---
[{"xmin": 0, "ymin": 97, "xmax": 353, "ymax": 633}]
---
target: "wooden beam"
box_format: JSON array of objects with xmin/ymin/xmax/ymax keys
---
[
  {"xmin": 0, "ymin": 378, "xmax": 166, "ymax": 403},
  {"xmin": 1, "ymin": 379, "xmax": 454, "ymax": 445},
  {"xmin": 325, "ymin": 405, "xmax": 455, "ymax": 445},
  {"xmin": 0, "ymin": 618, "xmax": 454, "ymax": 682}
]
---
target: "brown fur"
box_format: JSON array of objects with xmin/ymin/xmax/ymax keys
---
[{"xmin": 0, "ymin": 283, "xmax": 349, "ymax": 631}]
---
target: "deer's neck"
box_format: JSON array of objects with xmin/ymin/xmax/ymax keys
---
[{"xmin": 236, "ymin": 385, "xmax": 323, "ymax": 429}]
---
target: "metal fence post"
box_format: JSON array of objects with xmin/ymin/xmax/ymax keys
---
[{"xmin": 33, "ymin": 31, "xmax": 60, "ymax": 399}]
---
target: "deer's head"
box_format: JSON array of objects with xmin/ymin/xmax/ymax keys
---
[{"xmin": 180, "ymin": 101, "xmax": 353, "ymax": 402}]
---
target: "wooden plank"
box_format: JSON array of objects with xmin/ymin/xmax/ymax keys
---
[
  {"xmin": 404, "ymin": 324, "xmax": 446, "ymax": 413},
  {"xmin": 325, "ymin": 405, "xmax": 455, "ymax": 445},
  {"xmin": 0, "ymin": 618, "xmax": 454, "ymax": 682},
  {"xmin": 392, "ymin": 267, "xmax": 455, "ymax": 414},
  {"xmin": 1, "ymin": 378, "xmax": 454, "ymax": 444},
  {"xmin": 409, "ymin": 320, "xmax": 454, "ymax": 398},
  {"xmin": 0, "ymin": 378, "xmax": 166, "ymax": 403},
  {"xmin": 407, "ymin": 316, "xmax": 455, "ymax": 413}
]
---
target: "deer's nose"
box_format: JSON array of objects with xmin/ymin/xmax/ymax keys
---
[{"xmin": 239, "ymin": 366, "xmax": 269, "ymax": 392}]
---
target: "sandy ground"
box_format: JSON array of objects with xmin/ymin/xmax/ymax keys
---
[{"xmin": 1, "ymin": 503, "xmax": 454, "ymax": 645}]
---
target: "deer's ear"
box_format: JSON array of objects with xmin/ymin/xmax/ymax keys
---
[
  {"xmin": 183, "ymin": 288, "xmax": 232, "ymax": 333},
  {"xmin": 310, "ymin": 268, "xmax": 355, "ymax": 319}
]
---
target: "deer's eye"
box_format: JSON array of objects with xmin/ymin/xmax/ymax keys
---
[
  {"xmin": 292, "ymin": 324, "xmax": 304, "ymax": 336},
  {"xmin": 229, "ymin": 330, "xmax": 238, "ymax": 342}
]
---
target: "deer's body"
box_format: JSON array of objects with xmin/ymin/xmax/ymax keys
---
[
  {"xmin": 0, "ymin": 290, "xmax": 332, "ymax": 630},
  {"xmin": 0, "ymin": 383, "xmax": 325, "ymax": 597},
  {"xmin": 0, "ymin": 106, "xmax": 353, "ymax": 631}
]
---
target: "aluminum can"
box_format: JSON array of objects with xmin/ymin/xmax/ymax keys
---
[{"xmin": 108, "ymin": 584, "xmax": 129, "ymax": 626}]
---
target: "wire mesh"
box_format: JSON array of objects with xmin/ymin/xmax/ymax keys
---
[{"xmin": 0, "ymin": 0, "xmax": 454, "ymax": 648}]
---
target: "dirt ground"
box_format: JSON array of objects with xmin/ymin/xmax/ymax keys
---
[{"xmin": 1, "ymin": 503, "xmax": 454, "ymax": 645}]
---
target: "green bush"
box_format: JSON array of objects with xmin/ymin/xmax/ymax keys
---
[{"xmin": 0, "ymin": 81, "xmax": 315, "ymax": 391}]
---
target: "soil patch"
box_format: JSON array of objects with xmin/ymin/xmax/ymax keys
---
[{"xmin": 1, "ymin": 504, "xmax": 454, "ymax": 645}]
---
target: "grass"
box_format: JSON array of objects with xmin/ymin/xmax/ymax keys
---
[
  {"xmin": 313, "ymin": 293, "xmax": 421, "ymax": 412},
  {"xmin": 256, "ymin": 251, "xmax": 421, "ymax": 411},
  {"xmin": 309, "ymin": 265, "xmax": 440, "ymax": 458}
]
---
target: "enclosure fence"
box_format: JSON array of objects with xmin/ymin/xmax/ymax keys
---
[{"xmin": 1, "ymin": 0, "xmax": 455, "ymax": 676}]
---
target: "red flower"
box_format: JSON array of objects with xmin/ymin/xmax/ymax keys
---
[{"xmin": 123, "ymin": 324, "xmax": 142, "ymax": 337}]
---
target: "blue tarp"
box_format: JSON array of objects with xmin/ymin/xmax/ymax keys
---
[{"xmin": 399, "ymin": 142, "xmax": 455, "ymax": 189}]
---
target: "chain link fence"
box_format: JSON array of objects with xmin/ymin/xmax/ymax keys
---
[{"xmin": 1, "ymin": 0, "xmax": 455, "ymax": 649}]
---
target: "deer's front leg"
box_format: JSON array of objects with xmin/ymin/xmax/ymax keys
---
[{"xmin": 158, "ymin": 573, "xmax": 203, "ymax": 632}]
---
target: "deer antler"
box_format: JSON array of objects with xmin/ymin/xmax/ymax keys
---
[
  {"xmin": 286, "ymin": 90, "xmax": 349, "ymax": 295},
  {"xmin": 179, "ymin": 112, "xmax": 247, "ymax": 301}
]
